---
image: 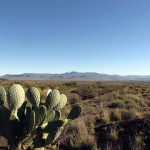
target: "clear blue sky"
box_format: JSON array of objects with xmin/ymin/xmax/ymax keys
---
[{"xmin": 0, "ymin": 0, "xmax": 150, "ymax": 75}]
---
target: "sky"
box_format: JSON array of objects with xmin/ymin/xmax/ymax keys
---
[{"xmin": 0, "ymin": 0, "xmax": 150, "ymax": 75}]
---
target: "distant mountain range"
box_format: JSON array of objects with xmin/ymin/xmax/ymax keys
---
[{"xmin": 1, "ymin": 72, "xmax": 150, "ymax": 81}]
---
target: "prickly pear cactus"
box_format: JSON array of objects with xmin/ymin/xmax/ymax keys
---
[{"xmin": 0, "ymin": 84, "xmax": 83, "ymax": 150}]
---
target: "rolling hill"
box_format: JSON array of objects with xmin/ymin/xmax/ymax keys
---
[{"xmin": 1, "ymin": 72, "xmax": 150, "ymax": 81}]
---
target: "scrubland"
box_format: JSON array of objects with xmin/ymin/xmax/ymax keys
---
[{"xmin": 0, "ymin": 79, "xmax": 150, "ymax": 150}]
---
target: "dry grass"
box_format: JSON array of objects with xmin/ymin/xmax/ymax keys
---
[{"xmin": 0, "ymin": 79, "xmax": 150, "ymax": 149}]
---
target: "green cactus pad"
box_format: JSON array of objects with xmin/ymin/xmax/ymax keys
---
[
  {"xmin": 45, "ymin": 127, "xmax": 64, "ymax": 145},
  {"xmin": 67, "ymin": 105, "xmax": 83, "ymax": 120},
  {"xmin": 9, "ymin": 112, "xmax": 20, "ymax": 138},
  {"xmin": 34, "ymin": 105, "xmax": 47, "ymax": 126},
  {"xmin": 0, "ymin": 107, "xmax": 14, "ymax": 142},
  {"xmin": 0, "ymin": 86, "xmax": 6, "ymax": 106},
  {"xmin": 45, "ymin": 90, "xmax": 60, "ymax": 109},
  {"xmin": 7, "ymin": 84, "xmax": 25, "ymax": 111},
  {"xmin": 43, "ymin": 120, "xmax": 65, "ymax": 133},
  {"xmin": 26, "ymin": 87, "xmax": 40, "ymax": 107},
  {"xmin": 55, "ymin": 94, "xmax": 67, "ymax": 110},
  {"xmin": 17, "ymin": 103, "xmax": 27, "ymax": 123},
  {"xmin": 0, "ymin": 112, "xmax": 20, "ymax": 144},
  {"xmin": 28, "ymin": 110, "xmax": 35, "ymax": 133},
  {"xmin": 43, "ymin": 109, "xmax": 55, "ymax": 124}
]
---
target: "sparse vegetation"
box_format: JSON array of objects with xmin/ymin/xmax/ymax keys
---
[{"xmin": 0, "ymin": 79, "xmax": 150, "ymax": 150}]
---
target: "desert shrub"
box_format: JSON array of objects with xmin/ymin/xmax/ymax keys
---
[
  {"xmin": 40, "ymin": 88, "xmax": 48, "ymax": 102},
  {"xmin": 143, "ymin": 111, "xmax": 150, "ymax": 116},
  {"xmin": 109, "ymin": 130, "xmax": 118, "ymax": 141},
  {"xmin": 110, "ymin": 110, "xmax": 122, "ymax": 121},
  {"xmin": 133, "ymin": 134, "xmax": 145, "ymax": 150},
  {"xmin": 64, "ymin": 117, "xmax": 98, "ymax": 150},
  {"xmin": 135, "ymin": 135, "xmax": 142, "ymax": 144},
  {"xmin": 125, "ymin": 93, "xmax": 141, "ymax": 100},
  {"xmin": 98, "ymin": 110, "xmax": 110, "ymax": 124},
  {"xmin": 121, "ymin": 109, "xmax": 139, "ymax": 120},
  {"xmin": 97, "ymin": 118, "xmax": 108, "ymax": 124},
  {"xmin": 134, "ymin": 99, "xmax": 147, "ymax": 107},
  {"xmin": 142, "ymin": 92, "xmax": 149, "ymax": 97},
  {"xmin": 67, "ymin": 93, "xmax": 82, "ymax": 104},
  {"xmin": 64, "ymin": 82, "xmax": 79, "ymax": 87},
  {"xmin": 125, "ymin": 94, "xmax": 146, "ymax": 107},
  {"xmin": 111, "ymin": 91, "xmax": 124, "ymax": 100},
  {"xmin": 74, "ymin": 86, "xmax": 98, "ymax": 100},
  {"xmin": 97, "ymin": 88, "xmax": 112, "ymax": 95},
  {"xmin": 108, "ymin": 100, "xmax": 125, "ymax": 109},
  {"xmin": 124, "ymin": 99, "xmax": 140, "ymax": 109}
]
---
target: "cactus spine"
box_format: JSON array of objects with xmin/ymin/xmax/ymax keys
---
[{"xmin": 0, "ymin": 84, "xmax": 83, "ymax": 150}]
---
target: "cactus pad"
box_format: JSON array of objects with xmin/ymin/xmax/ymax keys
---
[
  {"xmin": 55, "ymin": 94, "xmax": 67, "ymax": 110},
  {"xmin": 43, "ymin": 120, "xmax": 65, "ymax": 133},
  {"xmin": 34, "ymin": 105, "xmax": 47, "ymax": 126},
  {"xmin": 45, "ymin": 127, "xmax": 64, "ymax": 145},
  {"xmin": 28, "ymin": 110, "xmax": 35, "ymax": 133},
  {"xmin": 43, "ymin": 109, "xmax": 55, "ymax": 124},
  {"xmin": 0, "ymin": 86, "xmax": 6, "ymax": 106},
  {"xmin": 7, "ymin": 84, "xmax": 25, "ymax": 111},
  {"xmin": 67, "ymin": 105, "xmax": 83, "ymax": 120},
  {"xmin": 45, "ymin": 90, "xmax": 60, "ymax": 109},
  {"xmin": 26, "ymin": 87, "xmax": 40, "ymax": 107}
]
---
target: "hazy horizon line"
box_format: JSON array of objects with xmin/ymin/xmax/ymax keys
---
[{"xmin": 1, "ymin": 71, "xmax": 150, "ymax": 77}]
